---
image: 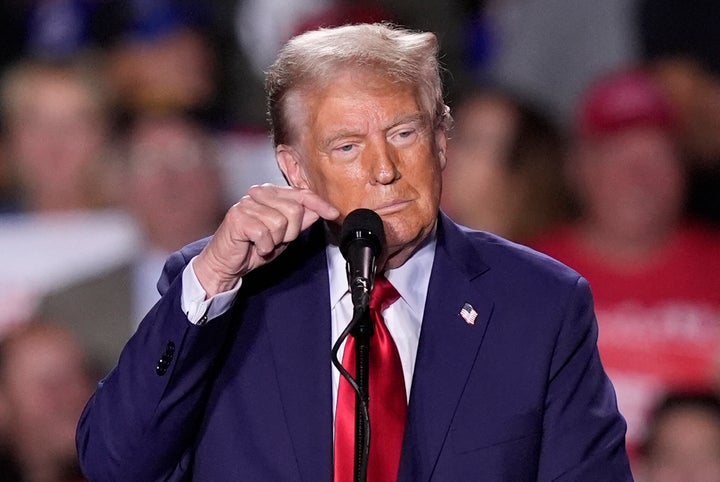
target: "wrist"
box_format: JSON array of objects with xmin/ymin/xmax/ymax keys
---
[{"xmin": 193, "ymin": 251, "xmax": 241, "ymax": 298}]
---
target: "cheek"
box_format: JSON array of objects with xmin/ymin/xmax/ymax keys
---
[
  {"xmin": 404, "ymin": 160, "xmax": 443, "ymax": 215},
  {"xmin": 306, "ymin": 164, "xmax": 368, "ymax": 209},
  {"xmin": 650, "ymin": 158, "xmax": 685, "ymax": 196},
  {"xmin": 416, "ymin": 154, "xmax": 445, "ymax": 196}
]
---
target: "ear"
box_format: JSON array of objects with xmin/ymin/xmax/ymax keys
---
[
  {"xmin": 435, "ymin": 129, "xmax": 449, "ymax": 170},
  {"xmin": 276, "ymin": 145, "xmax": 310, "ymax": 189}
]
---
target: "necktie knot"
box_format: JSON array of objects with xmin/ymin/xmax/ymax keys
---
[{"xmin": 370, "ymin": 274, "xmax": 400, "ymax": 314}]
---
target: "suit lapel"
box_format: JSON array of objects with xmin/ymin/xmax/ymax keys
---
[
  {"xmin": 399, "ymin": 214, "xmax": 494, "ymax": 481},
  {"xmin": 262, "ymin": 225, "xmax": 334, "ymax": 481}
]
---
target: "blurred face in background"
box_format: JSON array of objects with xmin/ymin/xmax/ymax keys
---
[
  {"xmin": 4, "ymin": 68, "xmax": 109, "ymax": 212},
  {"xmin": 125, "ymin": 114, "xmax": 225, "ymax": 252},
  {"xmin": 639, "ymin": 405, "xmax": 720, "ymax": 482},
  {"xmin": 108, "ymin": 28, "xmax": 216, "ymax": 112},
  {"xmin": 653, "ymin": 58, "xmax": 720, "ymax": 166},
  {"xmin": 0, "ymin": 324, "xmax": 93, "ymax": 481},
  {"xmin": 573, "ymin": 125, "xmax": 685, "ymax": 246},
  {"xmin": 442, "ymin": 94, "xmax": 522, "ymax": 237}
]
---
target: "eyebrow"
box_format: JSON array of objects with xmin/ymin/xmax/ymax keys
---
[
  {"xmin": 387, "ymin": 112, "xmax": 427, "ymax": 131},
  {"xmin": 322, "ymin": 129, "xmax": 360, "ymax": 149},
  {"xmin": 321, "ymin": 112, "xmax": 427, "ymax": 148}
]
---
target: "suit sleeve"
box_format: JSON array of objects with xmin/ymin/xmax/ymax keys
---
[
  {"xmin": 537, "ymin": 276, "xmax": 633, "ymax": 481},
  {"xmin": 76, "ymin": 247, "xmax": 235, "ymax": 481}
]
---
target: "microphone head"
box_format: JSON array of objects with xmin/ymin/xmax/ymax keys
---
[{"xmin": 340, "ymin": 208, "xmax": 385, "ymax": 259}]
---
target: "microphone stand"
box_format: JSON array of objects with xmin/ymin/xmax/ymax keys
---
[
  {"xmin": 350, "ymin": 297, "xmax": 373, "ymax": 482},
  {"xmin": 332, "ymin": 277, "xmax": 374, "ymax": 482}
]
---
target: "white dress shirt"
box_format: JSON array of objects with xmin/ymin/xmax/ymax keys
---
[
  {"xmin": 325, "ymin": 237, "xmax": 435, "ymax": 411},
  {"xmin": 180, "ymin": 231, "xmax": 436, "ymax": 416}
]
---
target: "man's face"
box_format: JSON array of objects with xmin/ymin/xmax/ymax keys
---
[
  {"xmin": 0, "ymin": 329, "xmax": 93, "ymax": 469},
  {"xmin": 10, "ymin": 75, "xmax": 107, "ymax": 207},
  {"xmin": 278, "ymin": 68, "xmax": 447, "ymax": 267},
  {"xmin": 126, "ymin": 116, "xmax": 224, "ymax": 251},
  {"xmin": 442, "ymin": 95, "xmax": 520, "ymax": 234},
  {"xmin": 575, "ymin": 126, "xmax": 684, "ymax": 241}
]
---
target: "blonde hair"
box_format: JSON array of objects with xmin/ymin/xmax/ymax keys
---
[{"xmin": 265, "ymin": 23, "xmax": 452, "ymax": 146}]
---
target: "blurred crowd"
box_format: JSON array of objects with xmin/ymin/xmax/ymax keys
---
[{"xmin": 0, "ymin": 0, "xmax": 718, "ymax": 480}]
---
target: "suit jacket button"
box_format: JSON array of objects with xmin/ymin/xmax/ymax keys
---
[{"xmin": 156, "ymin": 341, "xmax": 176, "ymax": 375}]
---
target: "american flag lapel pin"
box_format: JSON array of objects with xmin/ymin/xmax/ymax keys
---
[{"xmin": 459, "ymin": 303, "xmax": 478, "ymax": 325}]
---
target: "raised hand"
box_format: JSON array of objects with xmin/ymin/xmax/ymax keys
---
[{"xmin": 194, "ymin": 184, "xmax": 340, "ymax": 297}]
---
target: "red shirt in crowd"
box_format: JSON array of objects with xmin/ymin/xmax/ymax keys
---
[{"xmin": 531, "ymin": 223, "xmax": 720, "ymax": 457}]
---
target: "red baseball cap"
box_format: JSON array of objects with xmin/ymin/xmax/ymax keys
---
[{"xmin": 576, "ymin": 68, "xmax": 676, "ymax": 138}]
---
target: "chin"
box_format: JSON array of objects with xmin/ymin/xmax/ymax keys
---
[{"xmin": 385, "ymin": 221, "xmax": 432, "ymax": 249}]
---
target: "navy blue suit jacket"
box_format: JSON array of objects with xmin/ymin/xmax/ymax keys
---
[{"xmin": 77, "ymin": 213, "xmax": 632, "ymax": 481}]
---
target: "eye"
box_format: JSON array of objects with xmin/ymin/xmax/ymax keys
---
[
  {"xmin": 390, "ymin": 127, "xmax": 418, "ymax": 145},
  {"xmin": 330, "ymin": 142, "xmax": 359, "ymax": 160}
]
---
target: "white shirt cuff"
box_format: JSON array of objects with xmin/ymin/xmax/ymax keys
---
[{"xmin": 181, "ymin": 256, "xmax": 242, "ymax": 325}]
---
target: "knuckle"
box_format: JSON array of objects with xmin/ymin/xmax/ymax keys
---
[
  {"xmin": 267, "ymin": 215, "xmax": 288, "ymax": 232},
  {"xmin": 247, "ymin": 184, "xmax": 264, "ymax": 198},
  {"xmin": 231, "ymin": 195, "xmax": 252, "ymax": 211},
  {"xmin": 286, "ymin": 202, "xmax": 304, "ymax": 219},
  {"xmin": 249, "ymin": 224, "xmax": 272, "ymax": 243}
]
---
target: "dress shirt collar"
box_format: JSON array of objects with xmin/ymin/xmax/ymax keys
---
[{"xmin": 326, "ymin": 226, "xmax": 437, "ymax": 317}]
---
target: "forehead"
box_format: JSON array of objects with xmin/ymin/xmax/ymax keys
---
[
  {"xmin": 457, "ymin": 95, "xmax": 515, "ymax": 125},
  {"xmin": 285, "ymin": 68, "xmax": 422, "ymax": 139},
  {"xmin": 584, "ymin": 125, "xmax": 675, "ymax": 153}
]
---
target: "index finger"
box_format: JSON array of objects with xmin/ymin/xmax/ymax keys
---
[
  {"xmin": 293, "ymin": 188, "xmax": 340, "ymax": 224},
  {"xmin": 258, "ymin": 184, "xmax": 339, "ymax": 227},
  {"xmin": 250, "ymin": 184, "xmax": 340, "ymax": 233}
]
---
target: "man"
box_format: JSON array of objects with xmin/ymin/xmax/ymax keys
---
[
  {"xmin": 0, "ymin": 321, "xmax": 93, "ymax": 482},
  {"xmin": 440, "ymin": 87, "xmax": 570, "ymax": 242},
  {"xmin": 77, "ymin": 24, "xmax": 631, "ymax": 480},
  {"xmin": 636, "ymin": 391, "xmax": 720, "ymax": 481},
  {"xmin": 121, "ymin": 111, "xmax": 226, "ymax": 327},
  {"xmin": 0, "ymin": 58, "xmax": 113, "ymax": 212},
  {"xmin": 531, "ymin": 67, "xmax": 720, "ymax": 462}
]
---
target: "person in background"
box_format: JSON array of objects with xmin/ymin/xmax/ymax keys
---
[
  {"xmin": 637, "ymin": 0, "xmax": 720, "ymax": 226},
  {"xmin": 0, "ymin": 58, "xmax": 113, "ymax": 213},
  {"xmin": 441, "ymin": 87, "xmax": 571, "ymax": 242},
  {"xmin": 99, "ymin": 1, "xmax": 218, "ymax": 121},
  {"xmin": 645, "ymin": 58, "xmax": 720, "ymax": 225},
  {"xmin": 105, "ymin": 27, "xmax": 216, "ymax": 117},
  {"xmin": 0, "ymin": 321, "xmax": 93, "ymax": 482},
  {"xmin": 77, "ymin": 23, "xmax": 631, "ymax": 480},
  {"xmin": 120, "ymin": 111, "xmax": 226, "ymax": 326},
  {"xmin": 0, "ymin": 57, "xmax": 141, "ymax": 376},
  {"xmin": 635, "ymin": 391, "xmax": 720, "ymax": 482},
  {"xmin": 27, "ymin": 111, "xmax": 227, "ymax": 374},
  {"xmin": 530, "ymin": 67, "xmax": 720, "ymax": 462}
]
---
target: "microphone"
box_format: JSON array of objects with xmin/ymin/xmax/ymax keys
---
[{"xmin": 340, "ymin": 209, "xmax": 385, "ymax": 309}]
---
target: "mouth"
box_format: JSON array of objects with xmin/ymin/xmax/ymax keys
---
[{"xmin": 374, "ymin": 199, "xmax": 411, "ymax": 215}]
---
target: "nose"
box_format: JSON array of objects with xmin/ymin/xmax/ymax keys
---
[{"xmin": 369, "ymin": 140, "xmax": 400, "ymax": 185}]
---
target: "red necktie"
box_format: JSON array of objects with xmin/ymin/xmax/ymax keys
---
[{"xmin": 334, "ymin": 274, "xmax": 407, "ymax": 482}]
